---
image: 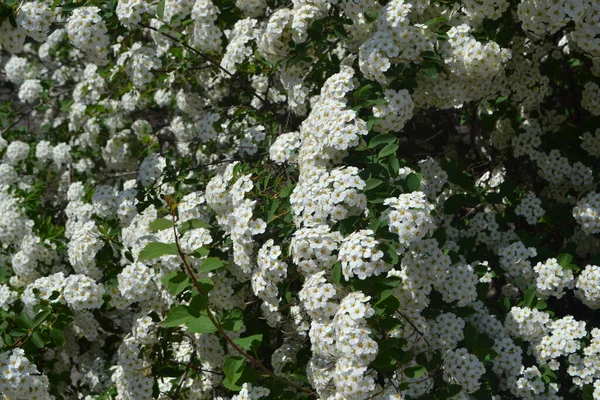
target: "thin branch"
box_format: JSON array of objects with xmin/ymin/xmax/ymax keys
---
[
  {"xmin": 166, "ymin": 200, "xmax": 312, "ymax": 395},
  {"xmin": 138, "ymin": 22, "xmax": 268, "ymax": 105}
]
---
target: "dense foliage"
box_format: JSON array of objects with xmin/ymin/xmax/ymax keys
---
[{"xmin": 0, "ymin": 0, "xmax": 599, "ymax": 399}]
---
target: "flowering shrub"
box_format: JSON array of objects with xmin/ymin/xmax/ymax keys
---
[{"xmin": 1, "ymin": 0, "xmax": 600, "ymax": 399}]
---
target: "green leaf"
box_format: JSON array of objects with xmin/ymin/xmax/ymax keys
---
[
  {"xmin": 224, "ymin": 356, "xmax": 245, "ymax": 385},
  {"xmin": 50, "ymin": 327, "xmax": 66, "ymax": 347},
  {"xmin": 421, "ymin": 62, "xmax": 439, "ymax": 78},
  {"xmin": 378, "ymin": 142, "xmax": 399, "ymax": 158},
  {"xmin": 405, "ymin": 173, "xmax": 421, "ymax": 192},
  {"xmin": 9, "ymin": 328, "xmax": 27, "ymax": 337},
  {"xmin": 233, "ymin": 334, "xmax": 263, "ymax": 352},
  {"xmin": 220, "ymin": 308, "xmax": 244, "ymax": 332},
  {"xmin": 186, "ymin": 315, "xmax": 217, "ymax": 334},
  {"xmin": 331, "ymin": 262, "xmax": 342, "ymax": 285},
  {"xmin": 156, "ymin": 0, "xmax": 165, "ymax": 18},
  {"xmin": 523, "ymin": 287, "xmax": 536, "ymax": 307},
  {"xmin": 369, "ymin": 133, "xmax": 396, "ymax": 148},
  {"xmin": 364, "ymin": 178, "xmax": 383, "ymax": 191},
  {"xmin": 163, "ymin": 306, "xmax": 193, "ymax": 327},
  {"xmin": 403, "ymin": 365, "xmax": 426, "ymax": 379},
  {"xmin": 582, "ymin": 384, "xmax": 594, "ymax": 400},
  {"xmin": 31, "ymin": 332, "xmax": 45, "ymax": 348},
  {"xmin": 188, "ymin": 294, "xmax": 208, "ymax": 315},
  {"xmin": 16, "ymin": 311, "xmax": 34, "ymax": 330},
  {"xmin": 475, "ymin": 348, "xmax": 498, "ymax": 362},
  {"xmin": 33, "ymin": 307, "xmax": 52, "ymax": 327},
  {"xmin": 180, "ymin": 219, "xmax": 211, "ymax": 233},
  {"xmin": 150, "ymin": 218, "xmax": 174, "ymax": 231},
  {"xmin": 443, "ymin": 194, "xmax": 466, "ymax": 214},
  {"xmin": 199, "ymin": 257, "xmax": 225, "ymax": 273},
  {"xmin": 161, "ymin": 271, "xmax": 191, "ymax": 295},
  {"xmin": 138, "ymin": 242, "xmax": 179, "ymax": 261}
]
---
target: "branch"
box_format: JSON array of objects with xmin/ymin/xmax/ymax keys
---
[
  {"xmin": 166, "ymin": 200, "xmax": 312, "ymax": 394},
  {"xmin": 138, "ymin": 22, "xmax": 268, "ymax": 105}
]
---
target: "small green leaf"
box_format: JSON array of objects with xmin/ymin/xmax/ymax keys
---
[
  {"xmin": 199, "ymin": 257, "xmax": 225, "ymax": 273},
  {"xmin": 364, "ymin": 178, "xmax": 383, "ymax": 191},
  {"xmin": 523, "ymin": 287, "xmax": 536, "ymax": 307},
  {"xmin": 224, "ymin": 356, "xmax": 245, "ymax": 385},
  {"xmin": 163, "ymin": 306, "xmax": 193, "ymax": 327},
  {"xmin": 443, "ymin": 194, "xmax": 466, "ymax": 214},
  {"xmin": 33, "ymin": 307, "xmax": 52, "ymax": 327},
  {"xmin": 161, "ymin": 271, "xmax": 191, "ymax": 295},
  {"xmin": 16, "ymin": 311, "xmax": 34, "ymax": 330},
  {"xmin": 138, "ymin": 242, "xmax": 179, "ymax": 261},
  {"xmin": 156, "ymin": 0, "xmax": 165, "ymax": 18},
  {"xmin": 186, "ymin": 315, "xmax": 217, "ymax": 334},
  {"xmin": 233, "ymin": 334, "xmax": 263, "ymax": 352},
  {"xmin": 405, "ymin": 173, "xmax": 421, "ymax": 192},
  {"xmin": 379, "ymin": 142, "xmax": 399, "ymax": 158},
  {"xmin": 9, "ymin": 328, "xmax": 27, "ymax": 337},
  {"xmin": 369, "ymin": 133, "xmax": 396, "ymax": 148},
  {"xmin": 220, "ymin": 308, "xmax": 244, "ymax": 332},
  {"xmin": 421, "ymin": 62, "xmax": 439, "ymax": 78},
  {"xmin": 180, "ymin": 219, "xmax": 211, "ymax": 232},
  {"xmin": 31, "ymin": 332, "xmax": 45, "ymax": 348},
  {"xmin": 331, "ymin": 262, "xmax": 342, "ymax": 285},
  {"xmin": 50, "ymin": 328, "xmax": 66, "ymax": 347},
  {"xmin": 150, "ymin": 218, "xmax": 174, "ymax": 231},
  {"xmin": 403, "ymin": 365, "xmax": 426, "ymax": 379}
]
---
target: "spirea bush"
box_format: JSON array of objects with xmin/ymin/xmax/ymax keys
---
[{"xmin": 0, "ymin": 0, "xmax": 600, "ymax": 399}]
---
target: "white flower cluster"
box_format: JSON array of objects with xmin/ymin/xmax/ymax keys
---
[
  {"xmin": 582, "ymin": 82, "xmax": 600, "ymax": 116},
  {"xmin": 116, "ymin": 0, "xmax": 147, "ymax": 26},
  {"xmin": 138, "ymin": 153, "xmax": 166, "ymax": 187},
  {"xmin": 4, "ymin": 55, "xmax": 35, "ymax": 84},
  {"xmin": 515, "ymin": 366, "xmax": 560, "ymax": 398},
  {"xmin": 517, "ymin": 0, "xmax": 584, "ymax": 36},
  {"xmin": 515, "ymin": 192, "xmax": 545, "ymax": 225},
  {"xmin": 0, "ymin": 20, "xmax": 26, "ymax": 53},
  {"xmin": 443, "ymin": 347, "xmax": 486, "ymax": 393},
  {"xmin": 581, "ymin": 129, "xmax": 600, "ymax": 157},
  {"xmin": 359, "ymin": 0, "xmax": 434, "ymax": 84},
  {"xmin": 119, "ymin": 43, "xmax": 162, "ymax": 89},
  {"xmin": 270, "ymin": 131, "xmax": 301, "ymax": 164},
  {"xmin": 505, "ymin": 306, "xmax": 551, "ymax": 342},
  {"xmin": 573, "ymin": 192, "xmax": 600, "ymax": 234},
  {"xmin": 339, "ymin": 229, "xmax": 391, "ymax": 280},
  {"xmin": 66, "ymin": 6, "xmax": 110, "ymax": 65},
  {"xmin": 63, "ymin": 274, "xmax": 105, "ymax": 310},
  {"xmin": 253, "ymin": 239, "xmax": 288, "ymax": 325},
  {"xmin": 535, "ymin": 316, "xmax": 586, "ymax": 367},
  {"xmin": 291, "ymin": 224, "xmax": 342, "ymax": 274},
  {"xmin": 0, "ymin": 349, "xmax": 51, "ymax": 400},
  {"xmin": 575, "ymin": 265, "xmax": 600, "ymax": 309},
  {"xmin": 232, "ymin": 383, "xmax": 270, "ymax": 400},
  {"xmin": 117, "ymin": 262, "xmax": 158, "ymax": 307},
  {"xmin": 568, "ymin": 328, "xmax": 600, "ymax": 387},
  {"xmin": 189, "ymin": 0, "xmax": 222, "ymax": 52},
  {"xmin": 372, "ymin": 89, "xmax": 415, "ymax": 133},
  {"xmin": 291, "ymin": 166, "xmax": 367, "ymax": 226},
  {"xmin": 429, "ymin": 312, "xmax": 465, "ymax": 352},
  {"xmin": 221, "ymin": 18, "xmax": 257, "ymax": 74},
  {"xmin": 18, "ymin": 79, "xmax": 43, "ymax": 103},
  {"xmin": 419, "ymin": 158, "xmax": 448, "ymax": 198},
  {"xmin": 16, "ymin": 1, "xmax": 53, "ymax": 42},
  {"xmin": 382, "ymin": 192, "xmax": 435, "ymax": 252},
  {"xmin": 533, "ymin": 258, "xmax": 575, "ymax": 299},
  {"xmin": 205, "ymin": 165, "xmax": 266, "ymax": 274},
  {"xmin": 67, "ymin": 220, "xmax": 104, "ymax": 279}
]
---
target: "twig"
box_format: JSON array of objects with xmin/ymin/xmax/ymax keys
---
[
  {"xmin": 139, "ymin": 22, "xmax": 268, "ymax": 105},
  {"xmin": 165, "ymin": 199, "xmax": 312, "ymax": 395}
]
